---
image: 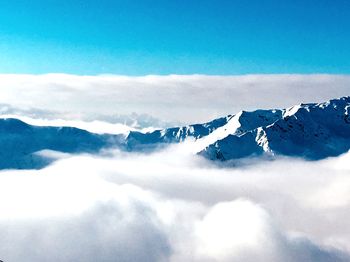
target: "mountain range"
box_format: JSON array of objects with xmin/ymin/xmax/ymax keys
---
[{"xmin": 0, "ymin": 96, "xmax": 349, "ymax": 169}]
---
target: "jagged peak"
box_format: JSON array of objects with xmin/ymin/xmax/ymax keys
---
[
  {"xmin": 332, "ymin": 96, "xmax": 350, "ymax": 102},
  {"xmin": 197, "ymin": 96, "xmax": 350, "ymax": 161},
  {"xmin": 313, "ymin": 96, "xmax": 350, "ymax": 108},
  {"xmin": 280, "ymin": 96, "xmax": 350, "ymax": 120}
]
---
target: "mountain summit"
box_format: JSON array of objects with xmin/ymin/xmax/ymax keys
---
[
  {"xmin": 127, "ymin": 96, "xmax": 350, "ymax": 160},
  {"xmin": 0, "ymin": 97, "xmax": 349, "ymax": 169},
  {"xmin": 200, "ymin": 96, "xmax": 350, "ymax": 160}
]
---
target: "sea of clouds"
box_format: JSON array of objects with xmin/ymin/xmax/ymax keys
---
[
  {"xmin": 0, "ymin": 74, "xmax": 349, "ymax": 261},
  {"xmin": 0, "ymin": 144, "xmax": 349, "ymax": 262}
]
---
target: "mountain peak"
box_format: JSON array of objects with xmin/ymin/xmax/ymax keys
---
[
  {"xmin": 0, "ymin": 96, "xmax": 349, "ymax": 169},
  {"xmin": 200, "ymin": 96, "xmax": 350, "ymax": 161}
]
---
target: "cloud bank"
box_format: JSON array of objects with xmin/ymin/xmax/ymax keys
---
[
  {"xmin": 0, "ymin": 146, "xmax": 349, "ymax": 261},
  {"xmin": 0, "ymin": 74, "xmax": 349, "ymax": 124},
  {"xmin": 0, "ymin": 73, "xmax": 349, "ymax": 261}
]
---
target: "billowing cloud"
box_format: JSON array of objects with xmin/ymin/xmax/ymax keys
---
[
  {"xmin": 0, "ymin": 74, "xmax": 349, "ymax": 124},
  {"xmin": 0, "ymin": 145, "xmax": 349, "ymax": 261}
]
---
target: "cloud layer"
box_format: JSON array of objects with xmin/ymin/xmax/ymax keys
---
[
  {"xmin": 0, "ymin": 146, "xmax": 349, "ymax": 262},
  {"xmin": 0, "ymin": 74, "xmax": 349, "ymax": 124},
  {"xmin": 0, "ymin": 73, "xmax": 349, "ymax": 261}
]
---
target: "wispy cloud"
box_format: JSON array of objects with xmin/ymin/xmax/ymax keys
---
[{"xmin": 0, "ymin": 74, "xmax": 349, "ymax": 124}]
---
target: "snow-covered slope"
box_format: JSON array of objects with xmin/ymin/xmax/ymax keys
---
[
  {"xmin": 0, "ymin": 96, "xmax": 349, "ymax": 169},
  {"xmin": 126, "ymin": 115, "xmax": 231, "ymax": 151},
  {"xmin": 200, "ymin": 97, "xmax": 350, "ymax": 160},
  {"xmin": 126, "ymin": 97, "xmax": 350, "ymax": 160},
  {"xmin": 191, "ymin": 109, "xmax": 283, "ymax": 153},
  {"xmin": 125, "ymin": 96, "xmax": 350, "ymax": 161}
]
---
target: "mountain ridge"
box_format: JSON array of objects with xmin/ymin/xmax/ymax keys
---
[
  {"xmin": 200, "ymin": 96, "xmax": 350, "ymax": 160},
  {"xmin": 0, "ymin": 96, "xmax": 349, "ymax": 169}
]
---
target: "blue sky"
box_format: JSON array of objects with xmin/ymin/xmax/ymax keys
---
[{"xmin": 0, "ymin": 0, "xmax": 349, "ymax": 75}]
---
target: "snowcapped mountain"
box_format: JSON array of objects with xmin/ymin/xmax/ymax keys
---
[
  {"xmin": 126, "ymin": 115, "xmax": 231, "ymax": 151},
  {"xmin": 0, "ymin": 96, "xmax": 349, "ymax": 169},
  {"xmin": 126, "ymin": 96, "xmax": 350, "ymax": 160},
  {"xmin": 200, "ymin": 96, "xmax": 350, "ymax": 160}
]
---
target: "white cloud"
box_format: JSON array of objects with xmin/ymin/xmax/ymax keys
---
[
  {"xmin": 0, "ymin": 146, "xmax": 349, "ymax": 261},
  {"xmin": 194, "ymin": 199, "xmax": 276, "ymax": 261},
  {"xmin": 1, "ymin": 73, "xmax": 349, "ymax": 261},
  {"xmin": 0, "ymin": 198, "xmax": 171, "ymax": 262},
  {"xmin": 0, "ymin": 114, "xmax": 135, "ymax": 135},
  {"xmin": 0, "ymin": 74, "xmax": 349, "ymax": 124}
]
